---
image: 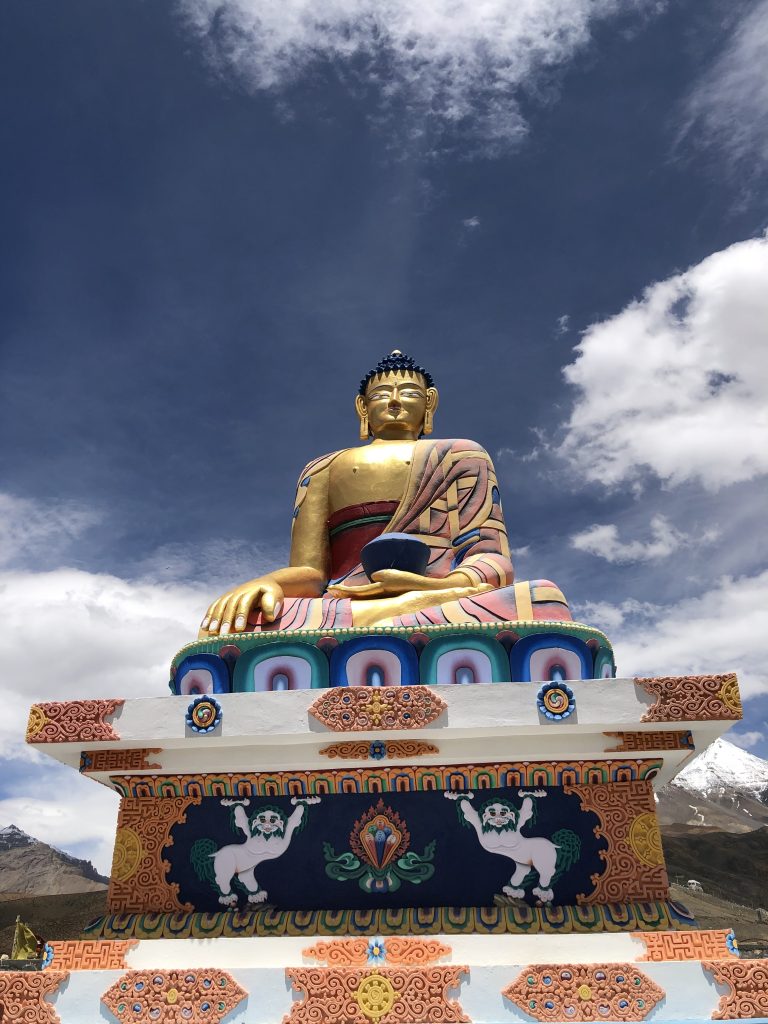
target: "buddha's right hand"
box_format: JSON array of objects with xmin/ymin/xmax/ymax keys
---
[{"xmin": 199, "ymin": 577, "xmax": 285, "ymax": 637}]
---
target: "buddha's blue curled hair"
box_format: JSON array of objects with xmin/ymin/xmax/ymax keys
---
[{"xmin": 359, "ymin": 351, "xmax": 435, "ymax": 395}]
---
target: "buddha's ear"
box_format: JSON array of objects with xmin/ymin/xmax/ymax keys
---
[
  {"xmin": 355, "ymin": 393, "xmax": 371, "ymax": 440},
  {"xmin": 423, "ymin": 386, "xmax": 439, "ymax": 435}
]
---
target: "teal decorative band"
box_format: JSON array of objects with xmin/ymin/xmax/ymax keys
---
[
  {"xmin": 109, "ymin": 759, "xmax": 663, "ymax": 798},
  {"xmin": 84, "ymin": 900, "xmax": 694, "ymax": 941},
  {"xmin": 172, "ymin": 618, "xmax": 613, "ymax": 673}
]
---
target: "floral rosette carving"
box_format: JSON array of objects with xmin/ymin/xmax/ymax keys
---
[
  {"xmin": 309, "ymin": 685, "xmax": 447, "ymax": 732},
  {"xmin": 303, "ymin": 937, "xmax": 452, "ymax": 966}
]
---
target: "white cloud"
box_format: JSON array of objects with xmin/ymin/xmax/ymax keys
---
[
  {"xmin": 0, "ymin": 779, "xmax": 120, "ymax": 879},
  {"xmin": 0, "ymin": 568, "xmax": 206, "ymax": 759},
  {"xmin": 556, "ymin": 314, "xmax": 570, "ymax": 334},
  {"xmin": 571, "ymin": 514, "xmax": 715, "ymax": 564},
  {"xmin": 559, "ymin": 233, "xmax": 768, "ymax": 491},
  {"xmin": 462, "ymin": 217, "xmax": 481, "ymax": 229},
  {"xmin": 726, "ymin": 729, "xmax": 765, "ymax": 751},
  {"xmin": 178, "ymin": 0, "xmax": 662, "ymax": 151},
  {"xmin": 681, "ymin": 0, "xmax": 768, "ymax": 181},
  {"xmin": 576, "ymin": 569, "xmax": 768, "ymax": 702},
  {"xmin": 0, "ymin": 566, "xmax": 207, "ymax": 873}
]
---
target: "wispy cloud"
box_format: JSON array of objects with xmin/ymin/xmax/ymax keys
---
[
  {"xmin": 462, "ymin": 216, "xmax": 481, "ymax": 229},
  {"xmin": 178, "ymin": 0, "xmax": 663, "ymax": 153},
  {"xmin": 576, "ymin": 568, "xmax": 768, "ymax": 701},
  {"xmin": 680, "ymin": 0, "xmax": 768, "ymax": 185},
  {"xmin": 559, "ymin": 233, "xmax": 768, "ymax": 491},
  {"xmin": 0, "ymin": 493, "xmax": 101, "ymax": 570},
  {"xmin": 726, "ymin": 729, "xmax": 765, "ymax": 751},
  {"xmin": 571, "ymin": 514, "xmax": 716, "ymax": 564}
]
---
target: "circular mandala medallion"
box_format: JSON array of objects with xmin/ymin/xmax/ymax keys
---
[
  {"xmin": 628, "ymin": 811, "xmax": 664, "ymax": 866},
  {"xmin": 186, "ymin": 695, "xmax": 223, "ymax": 733},
  {"xmin": 717, "ymin": 675, "xmax": 742, "ymax": 714},
  {"xmin": 354, "ymin": 974, "xmax": 396, "ymax": 1021},
  {"xmin": 536, "ymin": 681, "xmax": 575, "ymax": 720},
  {"xmin": 112, "ymin": 826, "xmax": 143, "ymax": 881},
  {"xmin": 26, "ymin": 705, "xmax": 48, "ymax": 739}
]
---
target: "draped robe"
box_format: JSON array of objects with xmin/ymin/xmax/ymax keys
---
[{"xmin": 248, "ymin": 439, "xmax": 570, "ymax": 631}]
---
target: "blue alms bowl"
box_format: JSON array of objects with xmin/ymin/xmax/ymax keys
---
[{"xmin": 361, "ymin": 533, "xmax": 430, "ymax": 581}]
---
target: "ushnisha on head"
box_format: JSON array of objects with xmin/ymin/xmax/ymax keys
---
[{"xmin": 355, "ymin": 349, "xmax": 439, "ymax": 441}]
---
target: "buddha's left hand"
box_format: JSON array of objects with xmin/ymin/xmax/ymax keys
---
[{"xmin": 327, "ymin": 569, "xmax": 472, "ymax": 599}]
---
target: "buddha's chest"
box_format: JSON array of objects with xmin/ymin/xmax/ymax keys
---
[{"xmin": 328, "ymin": 442, "xmax": 415, "ymax": 513}]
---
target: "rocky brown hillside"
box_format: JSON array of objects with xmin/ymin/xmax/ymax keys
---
[{"xmin": 0, "ymin": 825, "xmax": 108, "ymax": 897}]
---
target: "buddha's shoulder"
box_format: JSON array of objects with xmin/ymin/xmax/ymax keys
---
[
  {"xmin": 426, "ymin": 437, "xmax": 492, "ymax": 458},
  {"xmin": 295, "ymin": 448, "xmax": 346, "ymax": 485}
]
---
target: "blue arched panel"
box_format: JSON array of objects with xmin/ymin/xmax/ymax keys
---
[
  {"xmin": 510, "ymin": 633, "xmax": 591, "ymax": 683},
  {"xmin": 330, "ymin": 636, "xmax": 419, "ymax": 687},
  {"xmin": 174, "ymin": 654, "xmax": 231, "ymax": 696}
]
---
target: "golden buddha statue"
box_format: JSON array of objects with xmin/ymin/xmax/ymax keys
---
[{"xmin": 199, "ymin": 351, "xmax": 569, "ymax": 638}]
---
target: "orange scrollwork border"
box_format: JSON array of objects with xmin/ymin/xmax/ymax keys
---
[{"xmin": 563, "ymin": 781, "xmax": 669, "ymax": 903}]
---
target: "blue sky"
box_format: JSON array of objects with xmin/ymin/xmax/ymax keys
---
[{"xmin": 0, "ymin": 0, "xmax": 766, "ymax": 873}]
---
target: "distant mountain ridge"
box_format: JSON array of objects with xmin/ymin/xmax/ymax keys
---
[
  {"xmin": 657, "ymin": 737, "xmax": 768, "ymax": 832},
  {"xmin": 0, "ymin": 824, "xmax": 109, "ymax": 896}
]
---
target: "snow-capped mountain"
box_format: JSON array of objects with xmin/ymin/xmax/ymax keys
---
[
  {"xmin": 0, "ymin": 824, "xmax": 35, "ymax": 850},
  {"xmin": 673, "ymin": 737, "xmax": 768, "ymax": 801},
  {"xmin": 0, "ymin": 824, "xmax": 109, "ymax": 895},
  {"xmin": 657, "ymin": 738, "xmax": 768, "ymax": 832}
]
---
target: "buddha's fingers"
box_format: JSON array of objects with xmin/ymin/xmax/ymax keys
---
[
  {"xmin": 223, "ymin": 586, "xmax": 261, "ymax": 633},
  {"xmin": 207, "ymin": 595, "xmax": 232, "ymax": 633},
  {"xmin": 219, "ymin": 590, "xmax": 247, "ymax": 635},
  {"xmin": 259, "ymin": 584, "xmax": 284, "ymax": 623},
  {"xmin": 233, "ymin": 588, "xmax": 261, "ymax": 632}
]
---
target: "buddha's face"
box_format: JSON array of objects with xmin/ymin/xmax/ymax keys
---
[{"xmin": 356, "ymin": 371, "xmax": 439, "ymax": 440}]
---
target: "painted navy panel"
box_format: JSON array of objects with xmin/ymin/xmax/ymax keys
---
[{"xmin": 166, "ymin": 787, "xmax": 606, "ymax": 911}]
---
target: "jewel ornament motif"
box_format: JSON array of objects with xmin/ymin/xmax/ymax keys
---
[
  {"xmin": 325, "ymin": 798, "xmax": 436, "ymax": 893},
  {"xmin": 309, "ymin": 685, "xmax": 447, "ymax": 731},
  {"xmin": 101, "ymin": 969, "xmax": 247, "ymax": 1024},
  {"xmin": 186, "ymin": 695, "xmax": 222, "ymax": 733},
  {"xmin": 503, "ymin": 963, "xmax": 665, "ymax": 1021},
  {"xmin": 537, "ymin": 682, "xmax": 575, "ymax": 721}
]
